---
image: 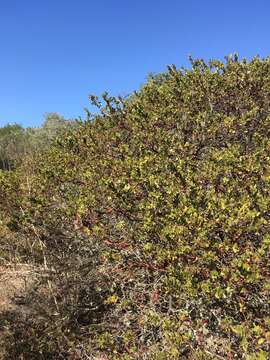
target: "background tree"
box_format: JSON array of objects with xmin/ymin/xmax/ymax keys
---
[{"xmin": 0, "ymin": 113, "xmax": 78, "ymax": 170}]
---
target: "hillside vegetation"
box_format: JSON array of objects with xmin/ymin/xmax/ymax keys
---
[{"xmin": 0, "ymin": 55, "xmax": 270, "ymax": 359}]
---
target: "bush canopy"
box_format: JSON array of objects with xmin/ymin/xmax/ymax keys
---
[{"xmin": 0, "ymin": 55, "xmax": 270, "ymax": 359}]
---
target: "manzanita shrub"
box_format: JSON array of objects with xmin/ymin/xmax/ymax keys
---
[{"xmin": 1, "ymin": 55, "xmax": 270, "ymax": 359}]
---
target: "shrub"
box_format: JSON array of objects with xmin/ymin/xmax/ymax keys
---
[{"xmin": 1, "ymin": 55, "xmax": 270, "ymax": 359}]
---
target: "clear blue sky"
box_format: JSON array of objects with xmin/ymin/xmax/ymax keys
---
[{"xmin": 0, "ymin": 0, "xmax": 269, "ymax": 127}]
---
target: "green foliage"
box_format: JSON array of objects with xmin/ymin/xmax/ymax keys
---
[
  {"xmin": 1, "ymin": 55, "xmax": 270, "ymax": 358},
  {"xmin": 0, "ymin": 113, "xmax": 78, "ymax": 171},
  {"xmin": 0, "ymin": 123, "xmax": 28, "ymax": 170}
]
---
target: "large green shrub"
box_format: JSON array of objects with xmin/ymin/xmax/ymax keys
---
[{"xmin": 1, "ymin": 55, "xmax": 270, "ymax": 359}]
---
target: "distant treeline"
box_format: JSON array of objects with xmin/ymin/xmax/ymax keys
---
[{"xmin": 0, "ymin": 113, "xmax": 78, "ymax": 170}]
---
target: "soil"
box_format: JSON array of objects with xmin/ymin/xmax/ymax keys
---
[
  {"xmin": 0, "ymin": 263, "xmax": 36, "ymax": 359},
  {"xmin": 0, "ymin": 264, "xmax": 35, "ymax": 311}
]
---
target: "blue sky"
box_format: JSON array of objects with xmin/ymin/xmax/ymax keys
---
[{"xmin": 0, "ymin": 0, "xmax": 269, "ymax": 127}]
